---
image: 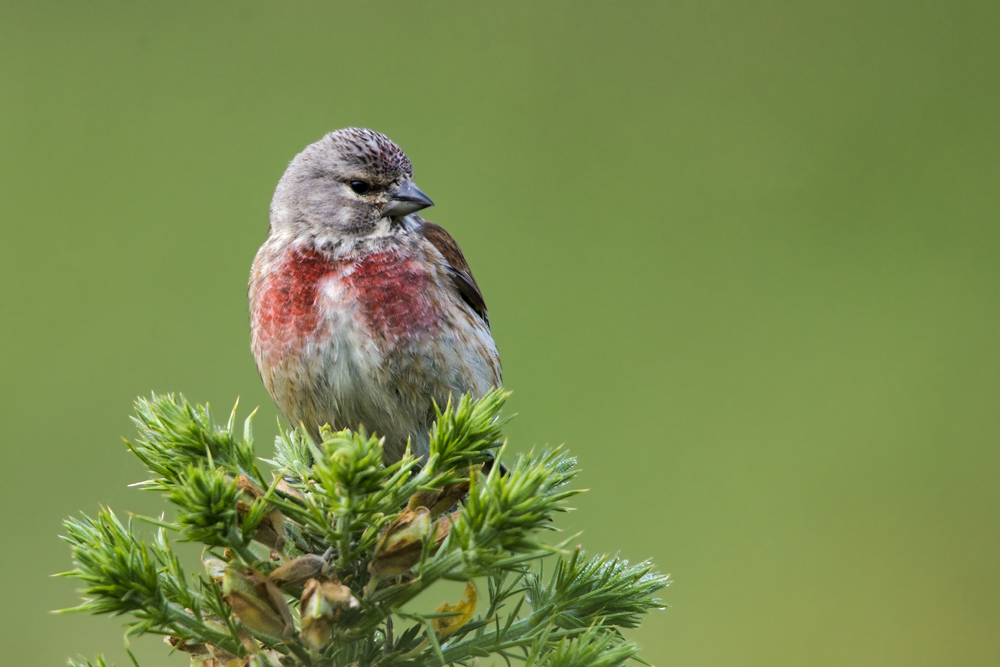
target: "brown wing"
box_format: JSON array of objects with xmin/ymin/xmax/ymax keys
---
[{"xmin": 420, "ymin": 221, "xmax": 490, "ymax": 328}]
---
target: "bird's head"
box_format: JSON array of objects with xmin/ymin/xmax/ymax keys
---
[{"xmin": 269, "ymin": 128, "xmax": 433, "ymax": 239}]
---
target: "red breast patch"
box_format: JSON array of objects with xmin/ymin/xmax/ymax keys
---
[
  {"xmin": 254, "ymin": 246, "xmax": 440, "ymax": 355},
  {"xmin": 347, "ymin": 251, "xmax": 439, "ymax": 342},
  {"xmin": 253, "ymin": 248, "xmax": 336, "ymax": 350}
]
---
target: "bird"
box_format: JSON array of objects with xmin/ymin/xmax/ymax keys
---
[{"xmin": 249, "ymin": 128, "xmax": 501, "ymax": 465}]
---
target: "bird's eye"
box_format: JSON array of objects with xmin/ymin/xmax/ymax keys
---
[{"xmin": 349, "ymin": 180, "xmax": 371, "ymax": 195}]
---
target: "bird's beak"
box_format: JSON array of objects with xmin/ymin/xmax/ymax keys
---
[{"xmin": 383, "ymin": 180, "xmax": 434, "ymax": 218}]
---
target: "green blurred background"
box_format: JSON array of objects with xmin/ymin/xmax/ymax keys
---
[{"xmin": 2, "ymin": 1, "xmax": 998, "ymax": 664}]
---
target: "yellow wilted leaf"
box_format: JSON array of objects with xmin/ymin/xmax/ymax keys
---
[{"xmin": 432, "ymin": 581, "xmax": 477, "ymax": 637}]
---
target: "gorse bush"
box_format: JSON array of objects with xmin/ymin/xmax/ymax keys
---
[{"xmin": 61, "ymin": 390, "xmax": 668, "ymax": 667}]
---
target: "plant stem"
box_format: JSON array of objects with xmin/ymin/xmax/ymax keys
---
[
  {"xmin": 436, "ymin": 617, "xmax": 585, "ymax": 665},
  {"xmin": 283, "ymin": 639, "xmax": 314, "ymax": 666},
  {"xmin": 337, "ymin": 510, "xmax": 353, "ymax": 567},
  {"xmin": 167, "ymin": 604, "xmax": 245, "ymax": 657}
]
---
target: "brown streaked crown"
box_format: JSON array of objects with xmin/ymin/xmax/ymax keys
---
[{"xmin": 327, "ymin": 128, "xmax": 413, "ymax": 181}]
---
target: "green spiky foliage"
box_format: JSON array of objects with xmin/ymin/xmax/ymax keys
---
[{"xmin": 60, "ymin": 390, "xmax": 668, "ymax": 667}]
